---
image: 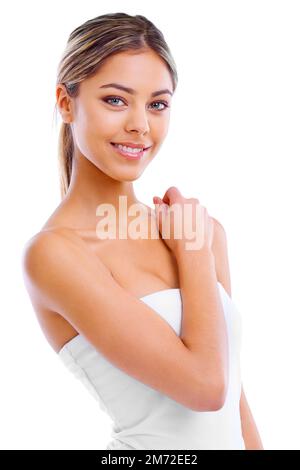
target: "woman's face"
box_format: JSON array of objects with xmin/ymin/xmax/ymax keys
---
[{"xmin": 58, "ymin": 49, "xmax": 174, "ymax": 181}]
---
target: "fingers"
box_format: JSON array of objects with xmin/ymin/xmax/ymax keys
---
[
  {"xmin": 153, "ymin": 196, "xmax": 162, "ymax": 205},
  {"xmin": 153, "ymin": 187, "xmax": 214, "ymax": 252},
  {"xmin": 161, "ymin": 186, "xmax": 182, "ymax": 205}
]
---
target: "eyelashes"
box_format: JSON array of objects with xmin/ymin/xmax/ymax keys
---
[{"xmin": 102, "ymin": 96, "xmax": 170, "ymax": 112}]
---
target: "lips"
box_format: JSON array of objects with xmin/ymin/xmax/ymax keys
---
[
  {"xmin": 110, "ymin": 142, "xmax": 151, "ymax": 160},
  {"xmin": 111, "ymin": 142, "xmax": 151, "ymax": 150}
]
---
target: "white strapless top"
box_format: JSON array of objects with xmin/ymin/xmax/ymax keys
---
[{"xmin": 58, "ymin": 281, "xmax": 245, "ymax": 450}]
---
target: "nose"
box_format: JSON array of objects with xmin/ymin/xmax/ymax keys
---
[{"xmin": 125, "ymin": 106, "xmax": 150, "ymax": 134}]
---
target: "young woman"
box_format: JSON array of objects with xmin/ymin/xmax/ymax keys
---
[{"xmin": 22, "ymin": 12, "xmax": 263, "ymax": 450}]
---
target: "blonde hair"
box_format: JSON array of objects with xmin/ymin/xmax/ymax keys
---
[{"xmin": 54, "ymin": 12, "xmax": 178, "ymax": 199}]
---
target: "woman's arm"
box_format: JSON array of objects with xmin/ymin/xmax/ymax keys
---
[
  {"xmin": 22, "ymin": 229, "xmax": 225, "ymax": 412},
  {"xmin": 240, "ymin": 385, "xmax": 264, "ymax": 450},
  {"xmin": 211, "ymin": 218, "xmax": 264, "ymax": 449}
]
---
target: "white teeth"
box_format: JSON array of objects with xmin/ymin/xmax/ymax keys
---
[{"xmin": 116, "ymin": 144, "xmax": 143, "ymax": 153}]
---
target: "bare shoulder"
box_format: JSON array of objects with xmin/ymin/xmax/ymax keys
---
[
  {"xmin": 210, "ymin": 217, "xmax": 232, "ymax": 298},
  {"xmin": 22, "ymin": 227, "xmax": 111, "ymax": 285},
  {"xmin": 23, "ymin": 226, "xmax": 107, "ymax": 264},
  {"xmin": 211, "ymin": 216, "xmax": 225, "ymax": 235},
  {"xmin": 22, "ymin": 228, "xmax": 78, "ymax": 282},
  {"xmin": 23, "ymin": 227, "xmax": 87, "ymax": 252}
]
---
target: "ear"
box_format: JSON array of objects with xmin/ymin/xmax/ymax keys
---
[{"xmin": 56, "ymin": 84, "xmax": 73, "ymax": 124}]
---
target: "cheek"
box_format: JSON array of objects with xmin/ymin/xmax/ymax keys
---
[
  {"xmin": 81, "ymin": 113, "xmax": 122, "ymax": 143},
  {"xmin": 80, "ymin": 102, "xmax": 123, "ymax": 133},
  {"xmin": 95, "ymin": 111, "xmax": 125, "ymax": 138},
  {"xmin": 152, "ymin": 118, "xmax": 170, "ymax": 140}
]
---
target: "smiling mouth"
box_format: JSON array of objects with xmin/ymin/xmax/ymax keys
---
[
  {"xmin": 110, "ymin": 142, "xmax": 151, "ymax": 159},
  {"xmin": 111, "ymin": 143, "xmax": 151, "ymax": 151}
]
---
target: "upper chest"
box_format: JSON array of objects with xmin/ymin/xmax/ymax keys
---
[{"xmin": 77, "ymin": 231, "xmax": 180, "ymax": 298}]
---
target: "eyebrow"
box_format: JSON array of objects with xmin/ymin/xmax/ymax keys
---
[{"xmin": 99, "ymin": 82, "xmax": 173, "ymax": 97}]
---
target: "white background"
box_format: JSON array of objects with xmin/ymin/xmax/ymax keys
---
[{"xmin": 0, "ymin": 0, "xmax": 299, "ymax": 450}]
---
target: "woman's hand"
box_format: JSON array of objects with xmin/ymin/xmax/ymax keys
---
[{"xmin": 153, "ymin": 186, "xmax": 214, "ymax": 257}]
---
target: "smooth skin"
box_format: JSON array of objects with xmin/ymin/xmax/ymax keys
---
[{"xmin": 22, "ymin": 48, "xmax": 263, "ymax": 446}]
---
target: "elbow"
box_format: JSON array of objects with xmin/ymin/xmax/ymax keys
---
[
  {"xmin": 194, "ymin": 375, "xmax": 228, "ymax": 412},
  {"xmin": 208, "ymin": 381, "xmax": 227, "ymax": 410}
]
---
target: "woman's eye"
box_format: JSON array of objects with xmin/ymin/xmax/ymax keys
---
[
  {"xmin": 103, "ymin": 96, "xmax": 169, "ymax": 111},
  {"xmin": 103, "ymin": 97, "xmax": 125, "ymax": 106},
  {"xmin": 150, "ymin": 101, "xmax": 169, "ymax": 111}
]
